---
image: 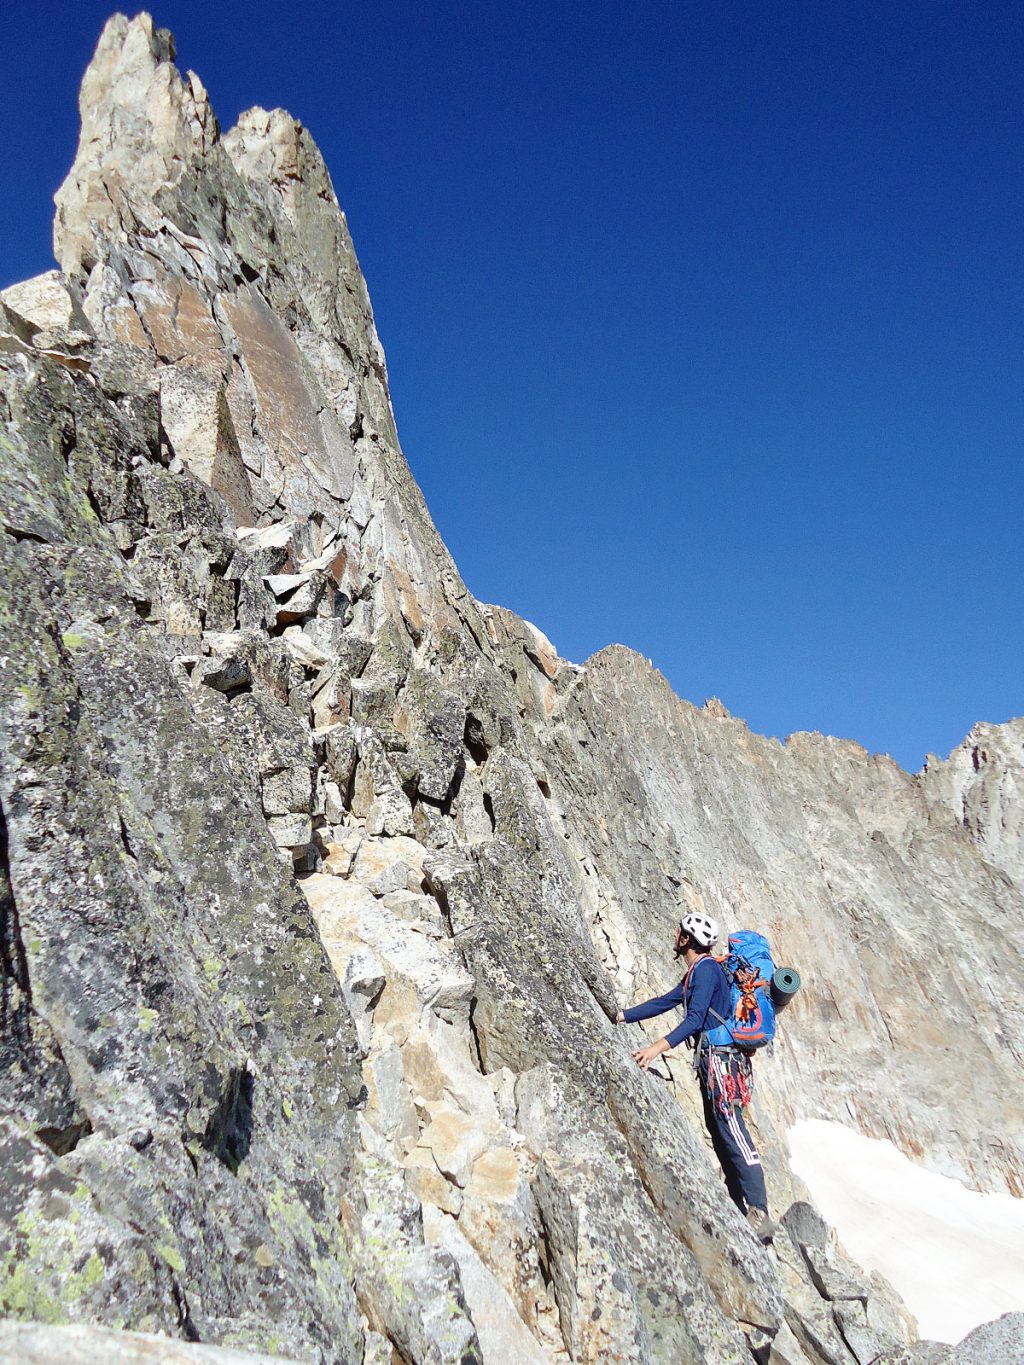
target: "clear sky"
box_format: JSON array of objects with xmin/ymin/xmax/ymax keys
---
[{"xmin": 3, "ymin": 2, "xmax": 1022, "ymax": 771}]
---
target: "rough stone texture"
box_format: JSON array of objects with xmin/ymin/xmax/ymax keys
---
[
  {"xmin": 0, "ymin": 1322, "xmax": 291, "ymax": 1363},
  {"xmin": 340, "ymin": 1154, "xmax": 482, "ymax": 1364},
  {"xmin": 0, "ymin": 354, "xmax": 372, "ymax": 1357},
  {"xmin": 950, "ymin": 1312, "xmax": 1024, "ymax": 1364},
  {"xmin": 920, "ymin": 722, "xmax": 1024, "ymax": 888},
  {"xmin": 2, "ymin": 11, "xmax": 1021, "ymax": 1365},
  {"xmin": 515, "ymin": 645, "xmax": 1024, "ymax": 1198},
  {"xmin": 0, "ymin": 272, "xmax": 83, "ymax": 338},
  {"xmin": 423, "ymin": 1206, "xmax": 555, "ymax": 1365}
]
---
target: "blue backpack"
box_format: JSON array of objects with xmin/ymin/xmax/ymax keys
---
[{"xmin": 703, "ymin": 930, "xmax": 776, "ymax": 1050}]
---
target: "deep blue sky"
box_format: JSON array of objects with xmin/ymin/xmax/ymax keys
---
[{"xmin": 3, "ymin": 2, "xmax": 1022, "ymax": 771}]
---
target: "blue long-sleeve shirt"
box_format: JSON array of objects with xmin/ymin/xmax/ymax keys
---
[{"xmin": 622, "ymin": 955, "xmax": 730, "ymax": 1049}]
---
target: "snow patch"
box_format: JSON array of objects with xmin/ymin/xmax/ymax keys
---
[{"xmin": 788, "ymin": 1118, "xmax": 1024, "ymax": 1343}]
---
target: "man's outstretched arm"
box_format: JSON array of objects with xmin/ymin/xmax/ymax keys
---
[
  {"xmin": 631, "ymin": 960, "xmax": 719, "ymax": 1069},
  {"xmin": 618, "ymin": 980, "xmax": 686, "ymax": 1025},
  {"xmin": 663, "ymin": 959, "xmax": 717, "ymax": 1047}
]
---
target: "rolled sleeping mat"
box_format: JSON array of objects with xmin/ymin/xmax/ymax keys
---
[{"xmin": 771, "ymin": 966, "xmax": 801, "ymax": 1009}]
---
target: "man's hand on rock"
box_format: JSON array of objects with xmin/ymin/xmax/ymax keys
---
[
  {"xmin": 615, "ymin": 1010, "xmax": 625, "ymax": 1023},
  {"xmin": 632, "ymin": 1039, "xmax": 670, "ymax": 1070}
]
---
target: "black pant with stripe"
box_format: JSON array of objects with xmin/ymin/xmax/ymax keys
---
[{"xmin": 698, "ymin": 1049, "xmax": 768, "ymax": 1213}]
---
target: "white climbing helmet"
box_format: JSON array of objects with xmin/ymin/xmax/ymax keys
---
[{"xmin": 679, "ymin": 911, "xmax": 719, "ymax": 950}]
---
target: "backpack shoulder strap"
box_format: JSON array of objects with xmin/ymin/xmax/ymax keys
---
[
  {"xmin": 692, "ymin": 956, "xmax": 733, "ymax": 1034},
  {"xmin": 682, "ymin": 953, "xmax": 718, "ymax": 994}
]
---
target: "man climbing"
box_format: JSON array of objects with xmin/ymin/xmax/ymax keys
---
[{"xmin": 616, "ymin": 911, "xmax": 776, "ymax": 1242}]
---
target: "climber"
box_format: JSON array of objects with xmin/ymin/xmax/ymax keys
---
[{"xmin": 615, "ymin": 912, "xmax": 776, "ymax": 1242}]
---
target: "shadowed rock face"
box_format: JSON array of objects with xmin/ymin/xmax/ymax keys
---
[{"xmin": 0, "ymin": 12, "xmax": 1020, "ymax": 1365}]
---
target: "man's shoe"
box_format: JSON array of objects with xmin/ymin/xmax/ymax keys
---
[{"xmin": 746, "ymin": 1207, "xmax": 777, "ymax": 1243}]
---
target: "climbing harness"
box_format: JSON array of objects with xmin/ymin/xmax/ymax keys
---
[{"xmin": 699, "ymin": 1043, "xmax": 755, "ymax": 1119}]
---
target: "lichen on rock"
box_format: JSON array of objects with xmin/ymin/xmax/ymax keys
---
[{"xmin": 2, "ymin": 11, "xmax": 1022, "ymax": 1365}]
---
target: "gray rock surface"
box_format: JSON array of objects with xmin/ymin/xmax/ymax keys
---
[
  {"xmin": 512, "ymin": 645, "xmax": 1024, "ymax": 1197},
  {"xmin": 0, "ymin": 1322, "xmax": 292, "ymax": 1364},
  {"xmin": 1, "ymin": 11, "xmax": 1021, "ymax": 1365},
  {"xmin": 950, "ymin": 1312, "xmax": 1024, "ymax": 1364}
]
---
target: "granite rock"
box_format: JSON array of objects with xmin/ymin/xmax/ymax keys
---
[{"xmin": 2, "ymin": 12, "xmax": 1021, "ymax": 1365}]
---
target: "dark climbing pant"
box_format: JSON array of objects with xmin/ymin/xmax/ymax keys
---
[{"xmin": 698, "ymin": 1049, "xmax": 768, "ymax": 1213}]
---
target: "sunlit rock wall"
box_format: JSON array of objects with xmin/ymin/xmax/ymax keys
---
[{"xmin": 2, "ymin": 12, "xmax": 1021, "ymax": 1364}]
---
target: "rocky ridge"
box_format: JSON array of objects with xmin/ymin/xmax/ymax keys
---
[{"xmin": 1, "ymin": 13, "xmax": 1021, "ymax": 1365}]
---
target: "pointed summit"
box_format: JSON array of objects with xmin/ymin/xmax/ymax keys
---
[{"xmin": 54, "ymin": 13, "xmax": 212, "ymax": 277}]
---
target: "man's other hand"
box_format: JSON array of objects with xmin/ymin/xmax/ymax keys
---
[
  {"xmin": 632, "ymin": 1039, "xmax": 670, "ymax": 1070},
  {"xmin": 615, "ymin": 1010, "xmax": 625, "ymax": 1023}
]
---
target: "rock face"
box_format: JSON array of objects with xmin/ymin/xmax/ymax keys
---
[
  {"xmin": 0, "ymin": 1322, "xmax": 295, "ymax": 1364},
  {"xmin": 521, "ymin": 649, "xmax": 1024, "ymax": 1199},
  {"xmin": 1, "ymin": 12, "xmax": 1021, "ymax": 1365}
]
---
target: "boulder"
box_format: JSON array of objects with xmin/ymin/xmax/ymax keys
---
[
  {"xmin": 191, "ymin": 653, "xmax": 252, "ymax": 694},
  {"xmin": 339, "ymin": 946, "xmax": 386, "ymax": 1054},
  {"xmin": 423, "ymin": 1207, "xmax": 552, "ymax": 1365},
  {"xmin": 340, "ymin": 1155, "xmax": 482, "ymax": 1364},
  {"xmin": 0, "ymin": 1323, "xmax": 291, "ymax": 1365},
  {"xmin": 953, "ymin": 1312, "xmax": 1024, "ymax": 1364},
  {"xmin": 397, "ymin": 670, "xmax": 466, "ymax": 802},
  {"xmin": 382, "ymin": 888, "xmax": 448, "ymax": 938},
  {"xmin": 803, "ymin": 1245, "xmax": 869, "ymax": 1305},
  {"xmin": 0, "ymin": 271, "xmax": 78, "ymax": 335},
  {"xmin": 834, "ymin": 1302, "xmax": 901, "ymax": 1365},
  {"xmin": 301, "ymin": 874, "xmax": 475, "ymax": 1017},
  {"xmin": 417, "ymin": 1108, "xmax": 498, "ymax": 1189},
  {"xmin": 351, "ymin": 833, "xmax": 426, "ymax": 895}
]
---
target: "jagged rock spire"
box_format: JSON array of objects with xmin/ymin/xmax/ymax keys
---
[
  {"xmin": 48, "ymin": 10, "xmax": 483, "ymax": 662},
  {"xmin": 54, "ymin": 14, "xmax": 209, "ymax": 278}
]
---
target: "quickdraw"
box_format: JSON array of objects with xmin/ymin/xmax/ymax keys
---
[{"xmin": 703, "ymin": 1046, "xmax": 755, "ymax": 1119}]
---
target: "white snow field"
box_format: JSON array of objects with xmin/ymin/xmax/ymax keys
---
[{"xmin": 788, "ymin": 1118, "xmax": 1024, "ymax": 1343}]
